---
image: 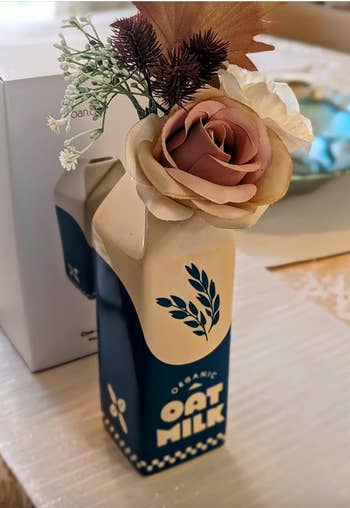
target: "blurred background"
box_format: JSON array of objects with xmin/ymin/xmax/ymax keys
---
[{"xmin": 1, "ymin": 1, "xmax": 350, "ymax": 51}]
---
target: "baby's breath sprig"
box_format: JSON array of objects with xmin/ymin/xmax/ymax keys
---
[
  {"xmin": 49, "ymin": 16, "xmax": 153, "ymax": 171},
  {"xmin": 50, "ymin": 15, "xmax": 230, "ymax": 171}
]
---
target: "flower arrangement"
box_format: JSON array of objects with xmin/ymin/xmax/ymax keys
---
[
  {"xmin": 48, "ymin": 13, "xmax": 230, "ymax": 167},
  {"xmin": 50, "ymin": 2, "xmax": 313, "ymax": 476},
  {"xmin": 49, "ymin": 3, "xmax": 312, "ymax": 228}
]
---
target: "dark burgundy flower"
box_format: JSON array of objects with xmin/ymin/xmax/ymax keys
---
[
  {"xmin": 184, "ymin": 29, "xmax": 229, "ymax": 82},
  {"xmin": 151, "ymin": 45, "xmax": 204, "ymax": 108},
  {"xmin": 110, "ymin": 13, "xmax": 162, "ymax": 73}
]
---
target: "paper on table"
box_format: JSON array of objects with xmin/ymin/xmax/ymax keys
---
[{"xmin": 236, "ymin": 172, "xmax": 350, "ymax": 267}]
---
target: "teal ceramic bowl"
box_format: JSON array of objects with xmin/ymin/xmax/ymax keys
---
[{"xmin": 288, "ymin": 87, "xmax": 350, "ymax": 195}]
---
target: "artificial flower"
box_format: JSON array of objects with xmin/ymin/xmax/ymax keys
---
[
  {"xmin": 125, "ymin": 65, "xmax": 313, "ymax": 229},
  {"xmin": 134, "ymin": 1, "xmax": 274, "ymax": 70}
]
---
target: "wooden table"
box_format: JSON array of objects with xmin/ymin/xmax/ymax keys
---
[
  {"xmin": 1, "ymin": 251, "xmax": 350, "ymax": 508},
  {"xmin": 272, "ymin": 253, "xmax": 350, "ymax": 327}
]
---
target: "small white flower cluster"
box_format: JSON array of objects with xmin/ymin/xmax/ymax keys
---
[
  {"xmin": 49, "ymin": 16, "xmax": 149, "ymax": 171},
  {"xmin": 59, "ymin": 146, "xmax": 80, "ymax": 171},
  {"xmin": 47, "ymin": 116, "xmax": 66, "ymax": 135}
]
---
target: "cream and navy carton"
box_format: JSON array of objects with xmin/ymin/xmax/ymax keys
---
[
  {"xmin": 0, "ymin": 35, "xmax": 137, "ymax": 371},
  {"xmin": 54, "ymin": 157, "xmax": 123, "ymax": 298},
  {"xmin": 92, "ymin": 175, "xmax": 235, "ymax": 474}
]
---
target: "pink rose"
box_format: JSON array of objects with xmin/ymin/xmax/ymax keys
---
[
  {"xmin": 156, "ymin": 97, "xmax": 272, "ymax": 204},
  {"xmin": 126, "ymin": 88, "xmax": 295, "ymax": 229}
]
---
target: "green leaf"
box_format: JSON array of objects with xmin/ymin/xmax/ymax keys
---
[
  {"xmin": 201, "ymin": 270, "xmax": 208, "ymax": 289},
  {"xmin": 197, "ymin": 294, "xmax": 211, "ymax": 308},
  {"xmin": 188, "ymin": 279, "xmax": 203, "ymax": 292},
  {"xmin": 193, "ymin": 330, "xmax": 205, "ymax": 336},
  {"xmin": 209, "ymin": 280, "xmax": 216, "ymax": 299},
  {"xmin": 185, "ymin": 320, "xmax": 199, "ymax": 328},
  {"xmin": 189, "ymin": 301, "xmax": 198, "ymax": 316},
  {"xmin": 156, "ymin": 297, "xmax": 172, "ymax": 307},
  {"xmin": 170, "ymin": 310, "xmax": 187, "ymax": 319},
  {"xmin": 214, "ymin": 294, "xmax": 220, "ymax": 313},
  {"xmin": 212, "ymin": 311, "xmax": 220, "ymax": 326},
  {"xmin": 200, "ymin": 311, "xmax": 206, "ymax": 326},
  {"xmin": 171, "ymin": 295, "xmax": 186, "ymax": 308},
  {"xmin": 185, "ymin": 263, "xmax": 200, "ymax": 279}
]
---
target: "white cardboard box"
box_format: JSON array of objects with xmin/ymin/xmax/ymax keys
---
[{"xmin": 0, "ymin": 24, "xmax": 138, "ymax": 371}]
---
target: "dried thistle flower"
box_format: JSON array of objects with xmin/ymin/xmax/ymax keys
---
[
  {"xmin": 134, "ymin": 1, "xmax": 274, "ymax": 71},
  {"xmin": 151, "ymin": 45, "xmax": 204, "ymax": 108},
  {"xmin": 184, "ymin": 29, "xmax": 229, "ymax": 82},
  {"xmin": 110, "ymin": 13, "xmax": 162, "ymax": 73}
]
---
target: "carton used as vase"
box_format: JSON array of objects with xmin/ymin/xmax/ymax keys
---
[{"xmin": 92, "ymin": 174, "xmax": 235, "ymax": 475}]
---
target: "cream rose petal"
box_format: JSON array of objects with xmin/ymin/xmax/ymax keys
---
[
  {"xmin": 273, "ymin": 81, "xmax": 300, "ymax": 113},
  {"xmin": 137, "ymin": 139, "xmax": 195, "ymax": 199},
  {"xmin": 192, "ymin": 199, "xmax": 269, "ymax": 229},
  {"xmin": 250, "ymin": 128, "xmax": 292, "ymax": 205},
  {"xmin": 136, "ymin": 179, "xmax": 194, "ymax": 222},
  {"xmin": 126, "ymin": 115, "xmax": 194, "ymax": 221},
  {"xmin": 218, "ymin": 64, "xmax": 313, "ymax": 153},
  {"xmin": 166, "ymin": 167, "xmax": 257, "ymax": 204},
  {"xmin": 126, "ymin": 113, "xmax": 165, "ymax": 179}
]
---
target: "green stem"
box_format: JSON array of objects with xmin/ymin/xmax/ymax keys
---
[
  {"xmin": 119, "ymin": 81, "xmax": 147, "ymax": 119},
  {"xmin": 64, "ymin": 127, "xmax": 97, "ymax": 145},
  {"xmin": 73, "ymin": 24, "xmax": 101, "ymax": 44},
  {"xmin": 89, "ymin": 21, "xmax": 103, "ymax": 43}
]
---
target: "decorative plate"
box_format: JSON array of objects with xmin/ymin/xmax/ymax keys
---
[{"xmin": 288, "ymin": 81, "xmax": 350, "ymax": 194}]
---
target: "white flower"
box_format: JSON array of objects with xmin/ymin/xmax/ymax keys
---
[
  {"xmin": 218, "ymin": 64, "xmax": 313, "ymax": 153},
  {"xmin": 59, "ymin": 146, "xmax": 79, "ymax": 171},
  {"xmin": 47, "ymin": 116, "xmax": 62, "ymax": 134}
]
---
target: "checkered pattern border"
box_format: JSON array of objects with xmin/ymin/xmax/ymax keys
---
[{"xmin": 103, "ymin": 414, "xmax": 225, "ymax": 473}]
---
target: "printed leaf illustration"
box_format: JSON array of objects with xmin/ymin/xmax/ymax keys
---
[
  {"xmin": 185, "ymin": 320, "xmax": 199, "ymax": 328},
  {"xmin": 193, "ymin": 330, "xmax": 206, "ymax": 336},
  {"xmin": 171, "ymin": 295, "xmax": 186, "ymax": 308},
  {"xmin": 214, "ymin": 295, "xmax": 220, "ymax": 313},
  {"xmin": 212, "ymin": 311, "xmax": 220, "ymax": 326},
  {"xmin": 201, "ymin": 270, "xmax": 208, "ymax": 290},
  {"xmin": 189, "ymin": 301, "xmax": 199, "ymax": 316},
  {"xmin": 185, "ymin": 263, "xmax": 200, "ymax": 279},
  {"xmin": 156, "ymin": 263, "xmax": 221, "ymax": 341},
  {"xmin": 209, "ymin": 280, "xmax": 216, "ymax": 299},
  {"xmin": 156, "ymin": 297, "xmax": 172, "ymax": 307},
  {"xmin": 107, "ymin": 383, "xmax": 128, "ymax": 434},
  {"xmin": 170, "ymin": 310, "xmax": 187, "ymax": 319},
  {"xmin": 197, "ymin": 294, "xmax": 211, "ymax": 308},
  {"xmin": 188, "ymin": 279, "xmax": 203, "ymax": 292}
]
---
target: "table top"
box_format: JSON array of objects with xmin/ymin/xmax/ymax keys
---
[
  {"xmin": 273, "ymin": 253, "xmax": 350, "ymax": 326},
  {"xmin": 1, "ymin": 251, "xmax": 350, "ymax": 508}
]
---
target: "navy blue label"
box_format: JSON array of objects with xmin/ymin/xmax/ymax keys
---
[
  {"xmin": 96, "ymin": 253, "xmax": 231, "ymax": 475},
  {"xmin": 55, "ymin": 206, "xmax": 96, "ymax": 299}
]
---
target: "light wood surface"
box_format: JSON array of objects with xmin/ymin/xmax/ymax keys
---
[
  {"xmin": 272, "ymin": 253, "xmax": 350, "ymax": 326},
  {"xmin": 1, "ymin": 251, "xmax": 350, "ymax": 508}
]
